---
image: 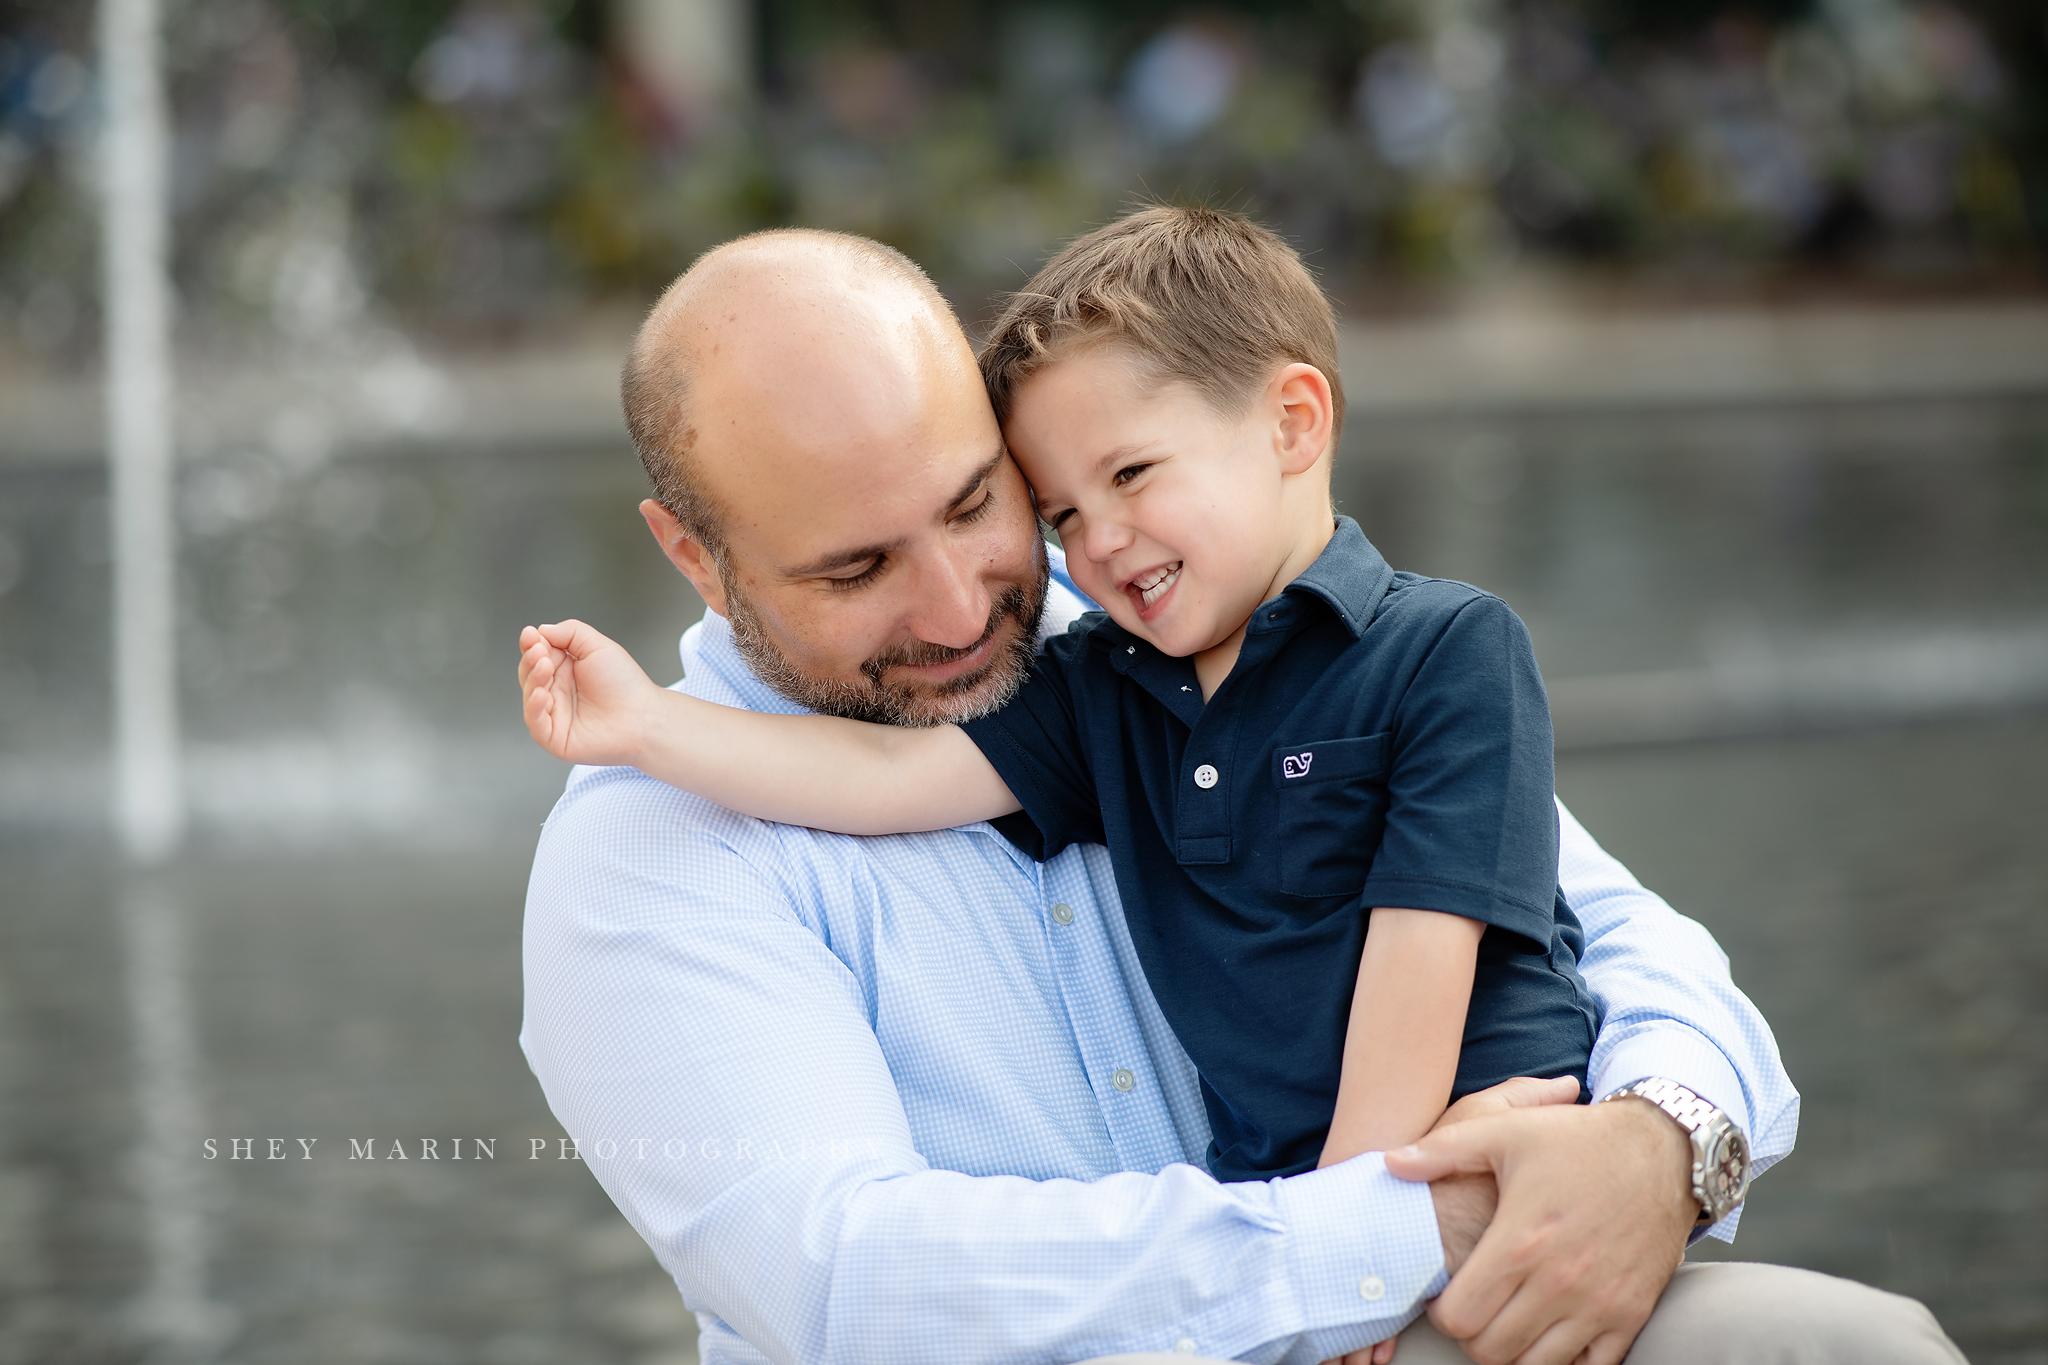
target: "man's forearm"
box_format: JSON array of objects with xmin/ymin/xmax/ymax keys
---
[
  {"xmin": 546, "ymin": 1022, "xmax": 1448, "ymax": 1365},
  {"xmin": 1557, "ymin": 797, "xmax": 1799, "ymax": 1223},
  {"xmin": 759, "ymin": 1159, "xmax": 1444, "ymax": 1365}
]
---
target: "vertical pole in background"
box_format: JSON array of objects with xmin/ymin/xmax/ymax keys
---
[
  {"xmin": 102, "ymin": 3, "xmax": 229, "ymax": 1359},
  {"xmin": 122, "ymin": 879, "xmax": 235, "ymax": 1360},
  {"xmin": 102, "ymin": 0, "xmax": 182, "ymax": 863}
]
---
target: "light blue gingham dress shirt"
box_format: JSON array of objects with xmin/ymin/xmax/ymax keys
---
[{"xmin": 520, "ymin": 548, "xmax": 1798, "ymax": 1365}]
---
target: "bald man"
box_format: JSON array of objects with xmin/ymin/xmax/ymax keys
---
[{"xmin": 518, "ymin": 229, "xmax": 1961, "ymax": 1365}]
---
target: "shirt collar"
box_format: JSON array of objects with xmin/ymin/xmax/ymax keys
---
[
  {"xmin": 1274, "ymin": 515, "xmax": 1395, "ymax": 640},
  {"xmin": 1090, "ymin": 515, "xmax": 1394, "ymax": 664}
]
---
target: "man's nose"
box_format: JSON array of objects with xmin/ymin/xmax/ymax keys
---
[{"xmin": 905, "ymin": 544, "xmax": 994, "ymax": 649}]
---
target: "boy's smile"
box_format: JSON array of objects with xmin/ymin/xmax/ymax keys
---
[
  {"xmin": 1002, "ymin": 346, "xmax": 1339, "ymax": 696},
  {"xmin": 1129, "ymin": 561, "xmax": 1182, "ymax": 616}
]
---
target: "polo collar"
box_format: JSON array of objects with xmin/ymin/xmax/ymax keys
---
[
  {"xmin": 1094, "ymin": 516, "xmax": 1394, "ymax": 670},
  {"xmin": 1270, "ymin": 516, "xmax": 1394, "ymax": 640}
]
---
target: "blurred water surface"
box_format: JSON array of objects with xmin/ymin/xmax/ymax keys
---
[{"xmin": 0, "ymin": 386, "xmax": 2045, "ymax": 1361}]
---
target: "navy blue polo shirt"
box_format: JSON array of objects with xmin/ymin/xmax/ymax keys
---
[{"xmin": 962, "ymin": 517, "xmax": 1599, "ymax": 1182}]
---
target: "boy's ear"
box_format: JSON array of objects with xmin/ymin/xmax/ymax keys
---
[
  {"xmin": 1269, "ymin": 363, "xmax": 1335, "ymax": 478},
  {"xmin": 641, "ymin": 499, "xmax": 729, "ymax": 616}
]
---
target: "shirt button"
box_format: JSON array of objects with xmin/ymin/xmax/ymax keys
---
[
  {"xmin": 1050, "ymin": 902, "xmax": 1074, "ymax": 926},
  {"xmin": 1193, "ymin": 764, "xmax": 1219, "ymax": 789},
  {"xmin": 1174, "ymin": 1339, "xmax": 1198, "ymax": 1354},
  {"xmin": 1358, "ymin": 1274, "xmax": 1386, "ymax": 1301},
  {"xmin": 1126, "ymin": 645, "xmax": 1136, "ymax": 654},
  {"xmin": 1112, "ymin": 1068, "xmax": 1135, "ymax": 1092}
]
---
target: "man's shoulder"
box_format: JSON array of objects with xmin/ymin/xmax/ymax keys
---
[
  {"xmin": 529, "ymin": 763, "xmax": 1046, "ymax": 927},
  {"xmin": 529, "ymin": 764, "xmax": 824, "ymax": 924},
  {"xmin": 545, "ymin": 761, "xmax": 764, "ymax": 845}
]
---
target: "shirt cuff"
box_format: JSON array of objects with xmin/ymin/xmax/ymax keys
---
[
  {"xmin": 1268, "ymin": 1155, "xmax": 1449, "ymax": 1362},
  {"xmin": 1589, "ymin": 1027, "xmax": 1751, "ymax": 1243}
]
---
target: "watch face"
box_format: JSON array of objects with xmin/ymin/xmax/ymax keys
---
[{"xmin": 1702, "ymin": 1126, "xmax": 1752, "ymax": 1217}]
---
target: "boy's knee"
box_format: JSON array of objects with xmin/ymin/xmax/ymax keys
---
[{"xmin": 1633, "ymin": 1262, "xmax": 1966, "ymax": 1364}]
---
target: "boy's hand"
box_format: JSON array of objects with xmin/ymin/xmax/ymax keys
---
[
  {"xmin": 518, "ymin": 620, "xmax": 662, "ymax": 768},
  {"xmin": 1324, "ymin": 1336, "xmax": 1398, "ymax": 1365}
]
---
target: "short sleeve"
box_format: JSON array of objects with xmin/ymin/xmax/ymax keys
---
[
  {"xmin": 959, "ymin": 628, "xmax": 1106, "ymax": 861},
  {"xmin": 1359, "ymin": 592, "xmax": 1559, "ymax": 946}
]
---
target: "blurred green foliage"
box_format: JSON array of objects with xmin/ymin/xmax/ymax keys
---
[{"xmin": 0, "ymin": 0, "xmax": 2040, "ymax": 357}]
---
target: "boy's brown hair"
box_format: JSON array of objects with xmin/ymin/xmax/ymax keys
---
[{"xmin": 979, "ymin": 205, "xmax": 1344, "ymax": 441}]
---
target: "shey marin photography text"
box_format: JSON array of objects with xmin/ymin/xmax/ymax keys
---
[{"xmin": 201, "ymin": 1134, "xmax": 892, "ymax": 1163}]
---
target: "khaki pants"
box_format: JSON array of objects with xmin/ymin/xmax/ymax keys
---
[{"xmin": 1079, "ymin": 1262, "xmax": 1967, "ymax": 1364}]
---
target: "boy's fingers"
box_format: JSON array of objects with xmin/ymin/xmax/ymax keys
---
[
  {"xmin": 1430, "ymin": 1075, "xmax": 1581, "ymax": 1134},
  {"xmin": 537, "ymin": 619, "xmax": 591, "ymax": 650},
  {"xmin": 1492, "ymin": 1075, "xmax": 1580, "ymax": 1108},
  {"xmin": 518, "ymin": 636, "xmax": 551, "ymax": 675}
]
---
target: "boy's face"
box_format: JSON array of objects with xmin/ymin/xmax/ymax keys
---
[{"xmin": 1005, "ymin": 347, "xmax": 1330, "ymax": 664}]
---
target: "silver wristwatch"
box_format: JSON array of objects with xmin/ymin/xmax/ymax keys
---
[{"xmin": 1600, "ymin": 1076, "xmax": 1752, "ymax": 1226}]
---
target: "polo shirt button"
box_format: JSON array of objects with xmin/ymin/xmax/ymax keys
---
[
  {"xmin": 1050, "ymin": 902, "xmax": 1074, "ymax": 925},
  {"xmin": 1112, "ymin": 1068, "xmax": 1135, "ymax": 1092},
  {"xmin": 1193, "ymin": 764, "xmax": 1218, "ymax": 789},
  {"xmin": 1126, "ymin": 646, "xmax": 1136, "ymax": 654},
  {"xmin": 1358, "ymin": 1274, "xmax": 1386, "ymax": 1301},
  {"xmin": 1174, "ymin": 1339, "xmax": 1197, "ymax": 1354}
]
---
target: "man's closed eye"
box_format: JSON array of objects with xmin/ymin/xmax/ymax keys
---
[{"xmin": 825, "ymin": 558, "xmax": 888, "ymax": 591}]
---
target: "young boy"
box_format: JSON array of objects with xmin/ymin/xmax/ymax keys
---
[{"xmin": 521, "ymin": 206, "xmax": 1597, "ymax": 1208}]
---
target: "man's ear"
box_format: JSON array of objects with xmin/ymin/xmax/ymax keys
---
[
  {"xmin": 640, "ymin": 499, "xmax": 729, "ymax": 617},
  {"xmin": 1269, "ymin": 363, "xmax": 1335, "ymax": 478}
]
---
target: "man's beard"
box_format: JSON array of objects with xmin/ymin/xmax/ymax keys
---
[{"xmin": 721, "ymin": 551, "xmax": 1048, "ymax": 728}]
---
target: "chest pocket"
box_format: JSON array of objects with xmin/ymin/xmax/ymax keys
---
[{"xmin": 1271, "ymin": 733, "xmax": 1391, "ymax": 898}]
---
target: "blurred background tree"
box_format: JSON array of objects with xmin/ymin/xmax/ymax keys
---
[{"xmin": 0, "ymin": 0, "xmax": 2041, "ymax": 355}]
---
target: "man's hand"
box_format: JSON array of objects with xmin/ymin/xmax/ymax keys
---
[
  {"xmin": 1423, "ymin": 1076, "xmax": 1582, "ymax": 1274},
  {"xmin": 518, "ymin": 620, "xmax": 663, "ymax": 768},
  {"xmin": 1388, "ymin": 1092, "xmax": 1696, "ymax": 1365},
  {"xmin": 1320, "ymin": 1079, "xmax": 1583, "ymax": 1365}
]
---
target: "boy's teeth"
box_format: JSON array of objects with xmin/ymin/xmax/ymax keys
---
[{"xmin": 1136, "ymin": 563, "xmax": 1181, "ymax": 608}]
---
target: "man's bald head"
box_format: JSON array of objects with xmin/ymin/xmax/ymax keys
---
[{"xmin": 621, "ymin": 228, "xmax": 959, "ymax": 555}]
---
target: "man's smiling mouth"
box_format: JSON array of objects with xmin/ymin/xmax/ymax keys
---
[{"xmin": 1128, "ymin": 562, "xmax": 1181, "ymax": 609}]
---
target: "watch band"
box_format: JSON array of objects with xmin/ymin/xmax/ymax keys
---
[{"xmin": 1600, "ymin": 1076, "xmax": 1753, "ymax": 1225}]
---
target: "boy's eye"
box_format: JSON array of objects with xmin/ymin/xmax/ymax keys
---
[
  {"xmin": 1043, "ymin": 508, "xmax": 1074, "ymax": 530},
  {"xmin": 1112, "ymin": 463, "xmax": 1151, "ymax": 487}
]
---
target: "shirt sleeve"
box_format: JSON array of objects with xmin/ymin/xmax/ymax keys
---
[
  {"xmin": 1359, "ymin": 593, "xmax": 1560, "ymax": 946},
  {"xmin": 958, "ymin": 627, "xmax": 1106, "ymax": 862},
  {"xmin": 1556, "ymin": 798, "xmax": 1800, "ymax": 1242},
  {"xmin": 521, "ymin": 768, "xmax": 1450, "ymax": 1365}
]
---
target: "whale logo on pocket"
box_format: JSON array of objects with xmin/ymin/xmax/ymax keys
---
[{"xmin": 1282, "ymin": 752, "xmax": 1314, "ymax": 780}]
